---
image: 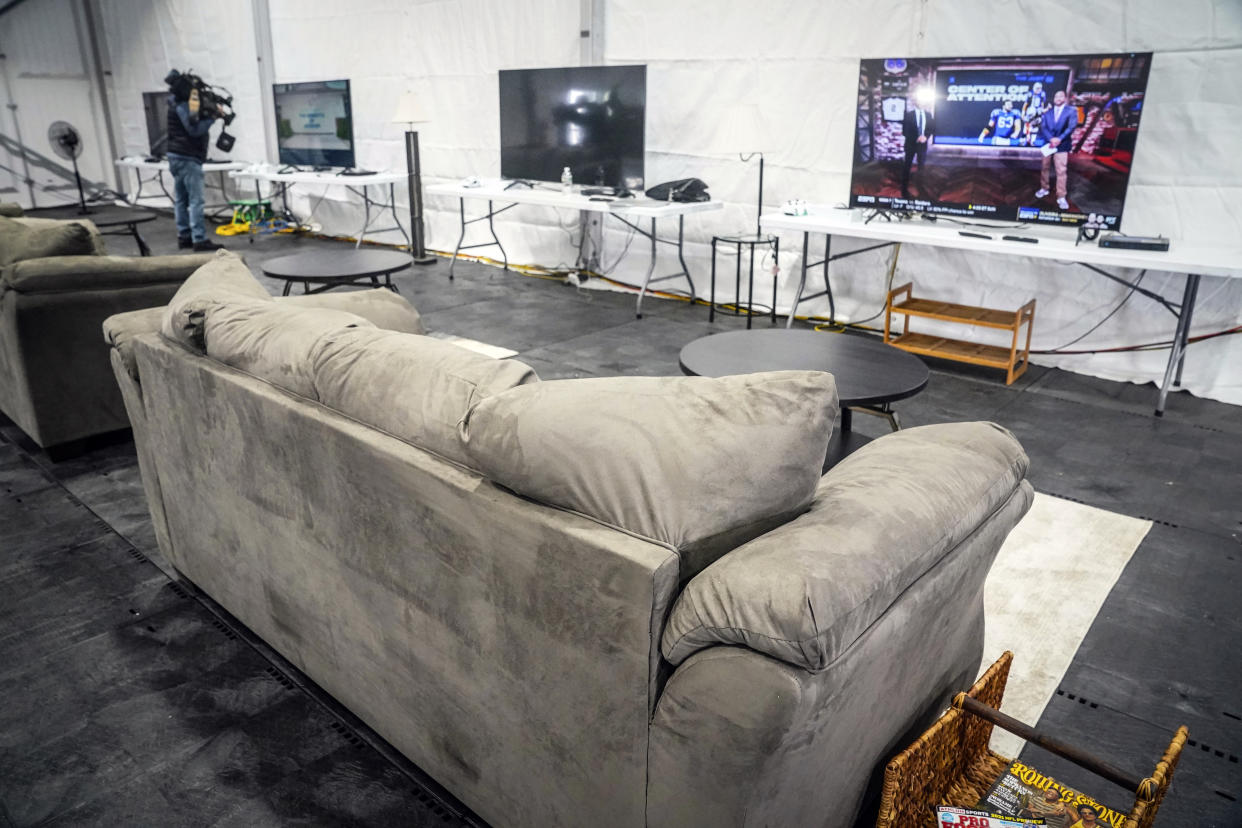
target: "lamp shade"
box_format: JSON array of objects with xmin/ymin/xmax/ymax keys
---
[
  {"xmin": 392, "ymin": 88, "xmax": 432, "ymax": 125},
  {"xmin": 724, "ymin": 104, "xmax": 763, "ymax": 154}
]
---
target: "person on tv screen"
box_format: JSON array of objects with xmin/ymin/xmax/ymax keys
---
[
  {"xmin": 1035, "ymin": 89, "xmax": 1078, "ymax": 210},
  {"xmin": 900, "ymin": 92, "xmax": 935, "ymax": 200},
  {"xmin": 978, "ymin": 99, "xmax": 1022, "ymax": 145},
  {"xmin": 1021, "ymin": 81, "xmax": 1049, "ymax": 145}
]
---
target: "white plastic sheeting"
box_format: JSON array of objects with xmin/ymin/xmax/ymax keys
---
[
  {"xmin": 96, "ymin": 0, "xmax": 267, "ymax": 170},
  {"xmin": 92, "ymin": 0, "xmax": 1242, "ymax": 404}
]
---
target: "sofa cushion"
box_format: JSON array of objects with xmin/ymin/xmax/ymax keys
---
[
  {"xmin": 0, "ymin": 203, "xmax": 22, "ymax": 218},
  {"xmin": 459, "ymin": 371, "xmax": 837, "ymax": 561},
  {"xmin": 660, "ymin": 422, "xmax": 1031, "ymax": 672},
  {"xmin": 160, "ymin": 250, "xmax": 270, "ymax": 351},
  {"xmin": 279, "ymin": 288, "xmax": 424, "ymax": 335},
  {"xmin": 311, "ymin": 327, "xmax": 538, "ymax": 467},
  {"xmin": 0, "ymin": 215, "xmax": 97, "ymax": 265},
  {"xmin": 204, "ymin": 301, "xmax": 377, "ymax": 399},
  {"xmin": 5, "ymin": 253, "xmax": 211, "ymax": 294},
  {"xmin": 103, "ymin": 306, "xmax": 166, "ymax": 381}
]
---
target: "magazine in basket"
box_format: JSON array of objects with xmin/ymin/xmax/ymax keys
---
[
  {"xmin": 978, "ymin": 760, "xmax": 1127, "ymax": 828},
  {"xmin": 936, "ymin": 805, "xmax": 1044, "ymax": 826}
]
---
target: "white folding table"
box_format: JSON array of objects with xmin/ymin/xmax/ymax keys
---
[
  {"xmin": 114, "ymin": 157, "xmax": 247, "ymax": 217},
  {"xmin": 228, "ymin": 168, "xmax": 409, "ymax": 248},
  {"xmin": 761, "ymin": 207, "xmax": 1242, "ymax": 416},
  {"xmin": 427, "ymin": 180, "xmax": 723, "ymax": 317}
]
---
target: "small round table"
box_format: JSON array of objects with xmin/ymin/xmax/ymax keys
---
[
  {"xmin": 261, "ymin": 249, "xmax": 412, "ymax": 295},
  {"xmin": 709, "ymin": 233, "xmax": 779, "ymax": 328},
  {"xmin": 679, "ymin": 328, "xmax": 929, "ymax": 467},
  {"xmin": 82, "ymin": 206, "xmax": 158, "ymax": 256}
]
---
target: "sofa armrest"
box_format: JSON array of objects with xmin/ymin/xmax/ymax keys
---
[
  {"xmin": 2, "ymin": 253, "xmax": 214, "ymax": 294},
  {"xmin": 660, "ymin": 422, "xmax": 1032, "ymax": 672},
  {"xmin": 278, "ymin": 288, "xmax": 424, "ymax": 334},
  {"xmin": 103, "ymin": 306, "xmax": 166, "ymax": 381}
]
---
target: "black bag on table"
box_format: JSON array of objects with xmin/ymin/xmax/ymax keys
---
[{"xmin": 645, "ymin": 178, "xmax": 710, "ymax": 203}]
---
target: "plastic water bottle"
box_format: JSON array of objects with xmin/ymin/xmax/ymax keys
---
[{"xmin": 561, "ymin": 166, "xmax": 573, "ymax": 194}]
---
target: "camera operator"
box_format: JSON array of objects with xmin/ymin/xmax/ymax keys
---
[{"xmin": 167, "ymin": 74, "xmax": 224, "ymax": 251}]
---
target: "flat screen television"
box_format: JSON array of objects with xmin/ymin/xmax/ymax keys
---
[
  {"xmin": 849, "ymin": 52, "xmax": 1152, "ymax": 229},
  {"xmin": 273, "ymin": 79, "xmax": 355, "ymax": 168},
  {"xmin": 142, "ymin": 91, "xmax": 169, "ymax": 158},
  {"xmin": 499, "ymin": 65, "xmax": 646, "ymax": 192}
]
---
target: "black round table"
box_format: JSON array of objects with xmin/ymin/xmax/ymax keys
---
[
  {"xmin": 679, "ymin": 328, "xmax": 929, "ymax": 467},
  {"xmin": 82, "ymin": 206, "xmax": 158, "ymax": 256},
  {"xmin": 261, "ymin": 249, "xmax": 412, "ymax": 295}
]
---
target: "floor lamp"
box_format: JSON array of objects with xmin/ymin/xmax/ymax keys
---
[{"xmin": 394, "ymin": 90, "xmax": 437, "ymax": 265}]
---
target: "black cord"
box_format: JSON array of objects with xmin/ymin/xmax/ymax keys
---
[{"xmin": 1038, "ymin": 271, "xmax": 1145, "ymax": 353}]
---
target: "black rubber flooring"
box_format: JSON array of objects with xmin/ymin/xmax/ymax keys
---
[{"xmin": 2, "ymin": 207, "xmax": 1239, "ymax": 826}]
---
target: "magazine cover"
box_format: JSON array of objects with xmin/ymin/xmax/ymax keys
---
[
  {"xmin": 978, "ymin": 760, "xmax": 1126, "ymax": 828},
  {"xmin": 937, "ymin": 805, "xmax": 1045, "ymax": 827}
]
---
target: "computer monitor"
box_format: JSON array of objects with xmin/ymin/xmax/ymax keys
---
[
  {"xmin": 499, "ymin": 65, "xmax": 646, "ymax": 192},
  {"xmin": 142, "ymin": 91, "xmax": 169, "ymax": 158},
  {"xmin": 849, "ymin": 52, "xmax": 1152, "ymax": 229},
  {"xmin": 273, "ymin": 79, "xmax": 355, "ymax": 169}
]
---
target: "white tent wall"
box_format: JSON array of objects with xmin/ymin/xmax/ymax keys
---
[
  {"xmin": 267, "ymin": 0, "xmax": 582, "ymax": 251},
  {"xmin": 0, "ymin": 0, "xmax": 116, "ymax": 209},
  {"xmin": 95, "ymin": 0, "xmax": 266, "ymax": 193}
]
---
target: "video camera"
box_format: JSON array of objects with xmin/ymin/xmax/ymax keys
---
[{"xmin": 164, "ymin": 68, "xmax": 237, "ymax": 152}]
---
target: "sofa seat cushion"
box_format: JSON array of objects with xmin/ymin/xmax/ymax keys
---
[
  {"xmin": 0, "ymin": 215, "xmax": 98, "ymax": 265},
  {"xmin": 160, "ymin": 250, "xmax": 271, "ymax": 351},
  {"xmin": 311, "ymin": 327, "xmax": 539, "ymax": 467},
  {"xmin": 459, "ymin": 371, "xmax": 837, "ymax": 565},
  {"xmin": 203, "ymin": 301, "xmax": 377, "ymax": 399},
  {"xmin": 661, "ymin": 422, "xmax": 1031, "ymax": 672}
]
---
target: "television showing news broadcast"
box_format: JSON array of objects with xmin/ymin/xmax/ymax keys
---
[
  {"xmin": 273, "ymin": 79, "xmax": 355, "ymax": 168},
  {"xmin": 850, "ymin": 52, "xmax": 1152, "ymax": 229}
]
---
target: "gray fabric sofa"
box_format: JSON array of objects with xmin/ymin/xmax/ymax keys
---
[
  {"xmin": 0, "ymin": 214, "xmax": 213, "ymax": 449},
  {"xmin": 104, "ymin": 254, "xmax": 1034, "ymax": 828}
]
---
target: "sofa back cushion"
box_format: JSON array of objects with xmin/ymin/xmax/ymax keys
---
[
  {"xmin": 204, "ymin": 301, "xmax": 377, "ymax": 399},
  {"xmin": 0, "ymin": 203, "xmax": 23, "ymax": 218},
  {"xmin": 160, "ymin": 250, "xmax": 271, "ymax": 351},
  {"xmin": 0, "ymin": 215, "xmax": 98, "ymax": 266},
  {"xmin": 311, "ymin": 327, "xmax": 539, "ymax": 467},
  {"xmin": 278, "ymin": 288, "xmax": 424, "ymax": 335},
  {"xmin": 459, "ymin": 371, "xmax": 837, "ymax": 569}
]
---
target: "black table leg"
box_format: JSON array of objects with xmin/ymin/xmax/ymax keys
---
[{"xmin": 130, "ymin": 223, "xmax": 151, "ymax": 256}]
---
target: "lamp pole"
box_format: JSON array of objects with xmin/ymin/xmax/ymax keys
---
[{"xmin": 404, "ymin": 128, "xmax": 436, "ymax": 265}]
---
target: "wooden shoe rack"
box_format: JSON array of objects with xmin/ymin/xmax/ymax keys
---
[{"xmin": 883, "ymin": 282, "xmax": 1036, "ymax": 385}]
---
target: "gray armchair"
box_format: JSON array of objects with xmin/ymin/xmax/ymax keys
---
[{"xmin": 0, "ymin": 219, "xmax": 212, "ymax": 450}]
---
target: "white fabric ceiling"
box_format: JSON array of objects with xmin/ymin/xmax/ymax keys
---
[{"xmin": 85, "ymin": 0, "xmax": 1242, "ymax": 404}]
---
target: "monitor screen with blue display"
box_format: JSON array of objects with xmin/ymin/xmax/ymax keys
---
[
  {"xmin": 273, "ymin": 79, "xmax": 355, "ymax": 169},
  {"xmin": 850, "ymin": 53, "xmax": 1152, "ymax": 229}
]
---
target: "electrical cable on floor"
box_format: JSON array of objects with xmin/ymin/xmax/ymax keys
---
[{"xmin": 1036, "ymin": 271, "xmax": 1146, "ymax": 353}]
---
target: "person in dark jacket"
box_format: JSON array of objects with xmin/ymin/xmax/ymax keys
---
[
  {"xmin": 900, "ymin": 96, "xmax": 935, "ymax": 200},
  {"xmin": 167, "ymin": 86, "xmax": 224, "ymax": 251}
]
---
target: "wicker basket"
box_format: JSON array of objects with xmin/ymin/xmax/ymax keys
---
[{"xmin": 876, "ymin": 651, "xmax": 1188, "ymax": 827}]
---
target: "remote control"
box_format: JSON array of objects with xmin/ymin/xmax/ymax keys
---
[
  {"xmin": 1002, "ymin": 235, "xmax": 1039, "ymax": 243},
  {"xmin": 958, "ymin": 231, "xmax": 992, "ymax": 240}
]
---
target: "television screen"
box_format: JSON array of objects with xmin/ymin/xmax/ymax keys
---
[
  {"xmin": 142, "ymin": 91, "xmax": 169, "ymax": 158},
  {"xmin": 499, "ymin": 65, "xmax": 646, "ymax": 192},
  {"xmin": 273, "ymin": 79, "xmax": 355, "ymax": 168},
  {"xmin": 850, "ymin": 52, "xmax": 1152, "ymax": 229}
]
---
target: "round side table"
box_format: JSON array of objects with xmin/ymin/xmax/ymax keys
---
[{"xmin": 709, "ymin": 233, "xmax": 779, "ymax": 328}]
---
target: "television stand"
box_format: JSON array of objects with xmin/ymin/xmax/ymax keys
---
[{"xmin": 504, "ymin": 179, "xmax": 536, "ymax": 190}]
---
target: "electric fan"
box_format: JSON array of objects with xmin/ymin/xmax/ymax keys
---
[{"xmin": 48, "ymin": 121, "xmax": 89, "ymax": 214}]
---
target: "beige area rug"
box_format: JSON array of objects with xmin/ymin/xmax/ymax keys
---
[
  {"xmin": 983, "ymin": 492, "xmax": 1151, "ymax": 756},
  {"xmin": 427, "ymin": 331, "xmax": 519, "ymax": 359}
]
